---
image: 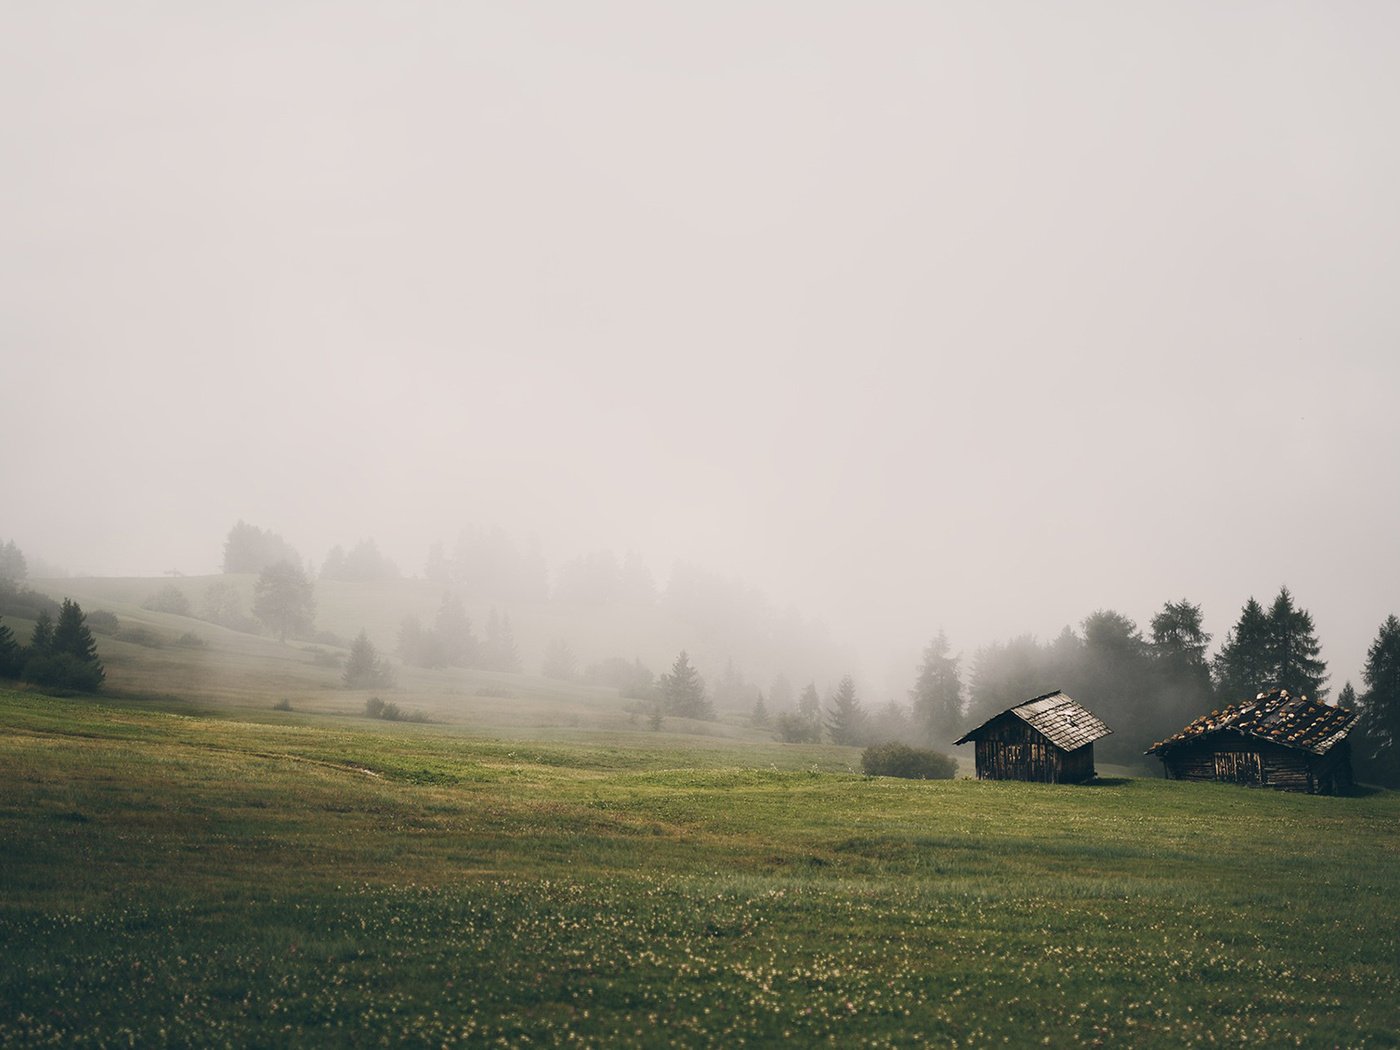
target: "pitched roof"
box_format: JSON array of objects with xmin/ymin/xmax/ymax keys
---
[
  {"xmin": 954, "ymin": 690, "xmax": 1113, "ymax": 750},
  {"xmin": 1146, "ymin": 689, "xmax": 1356, "ymax": 757}
]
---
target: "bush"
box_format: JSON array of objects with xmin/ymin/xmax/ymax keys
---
[
  {"xmin": 364, "ymin": 696, "xmax": 387, "ymax": 718},
  {"xmin": 774, "ymin": 711, "xmax": 821, "ymax": 744},
  {"xmin": 861, "ymin": 743, "xmax": 957, "ymax": 780},
  {"xmin": 116, "ymin": 626, "xmax": 163, "ymax": 648},
  {"xmin": 142, "ymin": 584, "xmax": 192, "ymax": 616},
  {"xmin": 272, "ymin": 698, "xmax": 293, "ymax": 711},
  {"xmin": 175, "ymin": 631, "xmax": 206, "ymax": 648},
  {"xmin": 86, "ymin": 610, "xmax": 119, "ymax": 635}
]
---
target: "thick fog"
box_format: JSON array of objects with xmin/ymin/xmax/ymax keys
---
[{"xmin": 4, "ymin": 3, "xmax": 1398, "ymax": 693}]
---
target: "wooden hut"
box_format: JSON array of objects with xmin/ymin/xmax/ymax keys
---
[
  {"xmin": 954, "ymin": 691, "xmax": 1112, "ymax": 783},
  {"xmin": 1146, "ymin": 689, "xmax": 1355, "ymax": 794}
]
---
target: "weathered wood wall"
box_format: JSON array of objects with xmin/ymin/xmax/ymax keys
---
[
  {"xmin": 1157, "ymin": 731, "xmax": 1353, "ymax": 795},
  {"xmin": 970, "ymin": 716, "xmax": 1096, "ymax": 784}
]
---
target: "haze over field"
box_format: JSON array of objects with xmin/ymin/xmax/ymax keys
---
[{"xmin": 4, "ymin": 2, "xmax": 1398, "ymax": 691}]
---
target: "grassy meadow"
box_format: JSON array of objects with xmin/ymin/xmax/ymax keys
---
[
  {"xmin": 3, "ymin": 686, "xmax": 1399, "ymax": 1047},
  {"xmin": 1, "ymin": 580, "xmax": 1398, "ymax": 1046}
]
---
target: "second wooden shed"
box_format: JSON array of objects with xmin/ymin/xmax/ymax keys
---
[{"xmin": 954, "ymin": 690, "xmax": 1112, "ymax": 784}]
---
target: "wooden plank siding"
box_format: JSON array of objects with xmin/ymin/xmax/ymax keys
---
[
  {"xmin": 970, "ymin": 714, "xmax": 1096, "ymax": 784},
  {"xmin": 1157, "ymin": 731, "xmax": 1354, "ymax": 795}
]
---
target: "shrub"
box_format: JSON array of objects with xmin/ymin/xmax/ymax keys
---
[
  {"xmin": 272, "ymin": 698, "xmax": 293, "ymax": 711},
  {"xmin": 142, "ymin": 585, "xmax": 192, "ymax": 616},
  {"xmin": 364, "ymin": 696, "xmax": 387, "ymax": 718},
  {"xmin": 116, "ymin": 626, "xmax": 163, "ymax": 648},
  {"xmin": 86, "ymin": 610, "xmax": 119, "ymax": 635},
  {"xmin": 175, "ymin": 631, "xmax": 206, "ymax": 648},
  {"xmin": 861, "ymin": 743, "xmax": 957, "ymax": 780},
  {"xmin": 774, "ymin": 711, "xmax": 821, "ymax": 744}
]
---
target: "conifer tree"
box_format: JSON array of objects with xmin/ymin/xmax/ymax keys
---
[
  {"xmin": 434, "ymin": 593, "xmax": 476, "ymax": 667},
  {"xmin": 910, "ymin": 631, "xmax": 964, "ymax": 747},
  {"xmin": 659, "ymin": 650, "xmax": 712, "ymax": 719},
  {"xmin": 0, "ymin": 615, "xmax": 21, "ymax": 678},
  {"xmin": 29, "ymin": 611, "xmax": 54, "ymax": 655},
  {"xmin": 1149, "ymin": 599, "xmax": 1213, "ymax": 736},
  {"xmin": 1212, "ymin": 598, "xmax": 1273, "ymax": 702},
  {"xmin": 797, "ymin": 682, "xmax": 821, "ymax": 723},
  {"xmin": 826, "ymin": 675, "xmax": 868, "ymax": 746},
  {"xmin": 1265, "ymin": 586, "xmax": 1328, "ymax": 701},
  {"xmin": 25, "ymin": 600, "xmax": 104, "ymax": 691},
  {"xmin": 1355, "ymin": 615, "xmax": 1400, "ymax": 786},
  {"xmin": 751, "ymin": 691, "xmax": 769, "ymax": 727},
  {"xmin": 343, "ymin": 630, "xmax": 394, "ymax": 688}
]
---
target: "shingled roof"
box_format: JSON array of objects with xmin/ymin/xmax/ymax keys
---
[
  {"xmin": 955, "ymin": 690, "xmax": 1113, "ymax": 750},
  {"xmin": 1146, "ymin": 689, "xmax": 1356, "ymax": 757}
]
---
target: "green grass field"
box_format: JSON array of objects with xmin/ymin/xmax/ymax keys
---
[{"xmin": 3, "ymin": 687, "xmax": 1398, "ymax": 1048}]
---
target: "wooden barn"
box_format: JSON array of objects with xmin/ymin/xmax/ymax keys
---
[
  {"xmin": 1146, "ymin": 689, "xmax": 1355, "ymax": 794},
  {"xmin": 954, "ymin": 691, "xmax": 1112, "ymax": 784}
]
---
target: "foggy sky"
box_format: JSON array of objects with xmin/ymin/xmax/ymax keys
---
[{"xmin": 4, "ymin": 2, "xmax": 1399, "ymax": 694}]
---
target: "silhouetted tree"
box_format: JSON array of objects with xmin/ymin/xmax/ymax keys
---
[
  {"xmin": 434, "ymin": 594, "xmax": 476, "ymax": 666},
  {"xmin": 343, "ymin": 630, "xmax": 395, "ymax": 688},
  {"xmin": 252, "ymin": 561, "xmax": 315, "ymax": 642},
  {"xmin": 0, "ymin": 540, "xmax": 27, "ymax": 582},
  {"xmin": 1212, "ymin": 597, "xmax": 1274, "ymax": 702},
  {"xmin": 659, "ymin": 650, "xmax": 712, "ymax": 719},
  {"xmin": 797, "ymin": 682, "xmax": 821, "ymax": 722},
  {"xmin": 1149, "ymin": 599, "xmax": 1213, "ymax": 740},
  {"xmin": 1265, "ymin": 586, "xmax": 1328, "ymax": 701},
  {"xmin": 1354, "ymin": 614, "xmax": 1400, "ymax": 787},
  {"xmin": 223, "ymin": 521, "xmax": 300, "ymax": 575},
  {"xmin": 910, "ymin": 631, "xmax": 964, "ymax": 747},
  {"xmin": 540, "ymin": 638, "xmax": 577, "ymax": 680},
  {"xmin": 751, "ymin": 691, "xmax": 769, "ymax": 727},
  {"xmin": 481, "ymin": 609, "xmax": 521, "ymax": 673},
  {"xmin": 826, "ymin": 675, "xmax": 868, "ymax": 746},
  {"xmin": 868, "ymin": 699, "xmax": 913, "ymax": 745},
  {"xmin": 0, "ymin": 616, "xmax": 22, "ymax": 678},
  {"xmin": 24, "ymin": 599, "xmax": 104, "ymax": 691}
]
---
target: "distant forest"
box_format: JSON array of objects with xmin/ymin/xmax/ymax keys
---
[{"xmin": 4, "ymin": 525, "xmax": 1399, "ymax": 787}]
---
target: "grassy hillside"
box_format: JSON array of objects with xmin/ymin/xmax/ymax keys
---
[{"xmin": 3, "ymin": 690, "xmax": 1396, "ymax": 1047}]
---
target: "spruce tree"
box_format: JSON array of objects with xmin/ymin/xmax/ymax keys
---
[
  {"xmin": 1149, "ymin": 599, "xmax": 1213, "ymax": 738},
  {"xmin": 343, "ymin": 630, "xmax": 394, "ymax": 689},
  {"xmin": 0, "ymin": 616, "xmax": 21, "ymax": 678},
  {"xmin": 826, "ymin": 675, "xmax": 867, "ymax": 746},
  {"xmin": 659, "ymin": 651, "xmax": 711, "ymax": 719},
  {"xmin": 29, "ymin": 611, "xmax": 54, "ymax": 655},
  {"xmin": 1355, "ymin": 615, "xmax": 1400, "ymax": 786},
  {"xmin": 25, "ymin": 600, "xmax": 104, "ymax": 691},
  {"xmin": 1265, "ymin": 587, "xmax": 1328, "ymax": 701},
  {"xmin": 910, "ymin": 631, "xmax": 964, "ymax": 747},
  {"xmin": 1212, "ymin": 598, "xmax": 1273, "ymax": 702},
  {"xmin": 751, "ymin": 691, "xmax": 769, "ymax": 727}
]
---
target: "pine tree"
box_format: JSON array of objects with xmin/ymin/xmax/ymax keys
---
[
  {"xmin": 1212, "ymin": 598, "xmax": 1273, "ymax": 702},
  {"xmin": 1149, "ymin": 599, "xmax": 1213, "ymax": 739},
  {"xmin": 25, "ymin": 600, "xmax": 104, "ymax": 691},
  {"xmin": 540, "ymin": 638, "xmax": 577, "ymax": 680},
  {"xmin": 343, "ymin": 630, "xmax": 394, "ymax": 688},
  {"xmin": 797, "ymin": 682, "xmax": 821, "ymax": 723},
  {"xmin": 1355, "ymin": 614, "xmax": 1400, "ymax": 786},
  {"xmin": 0, "ymin": 540, "xmax": 27, "ymax": 582},
  {"xmin": 434, "ymin": 593, "xmax": 476, "ymax": 667},
  {"xmin": 0, "ymin": 615, "xmax": 22, "ymax": 678},
  {"xmin": 751, "ymin": 691, "xmax": 769, "ymax": 727},
  {"xmin": 29, "ymin": 612, "xmax": 54, "ymax": 655},
  {"xmin": 826, "ymin": 675, "xmax": 867, "ymax": 746},
  {"xmin": 910, "ymin": 631, "xmax": 964, "ymax": 747},
  {"xmin": 1337, "ymin": 682, "xmax": 1357, "ymax": 710},
  {"xmin": 659, "ymin": 651, "xmax": 712, "ymax": 719},
  {"xmin": 1265, "ymin": 587, "xmax": 1328, "ymax": 701}
]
